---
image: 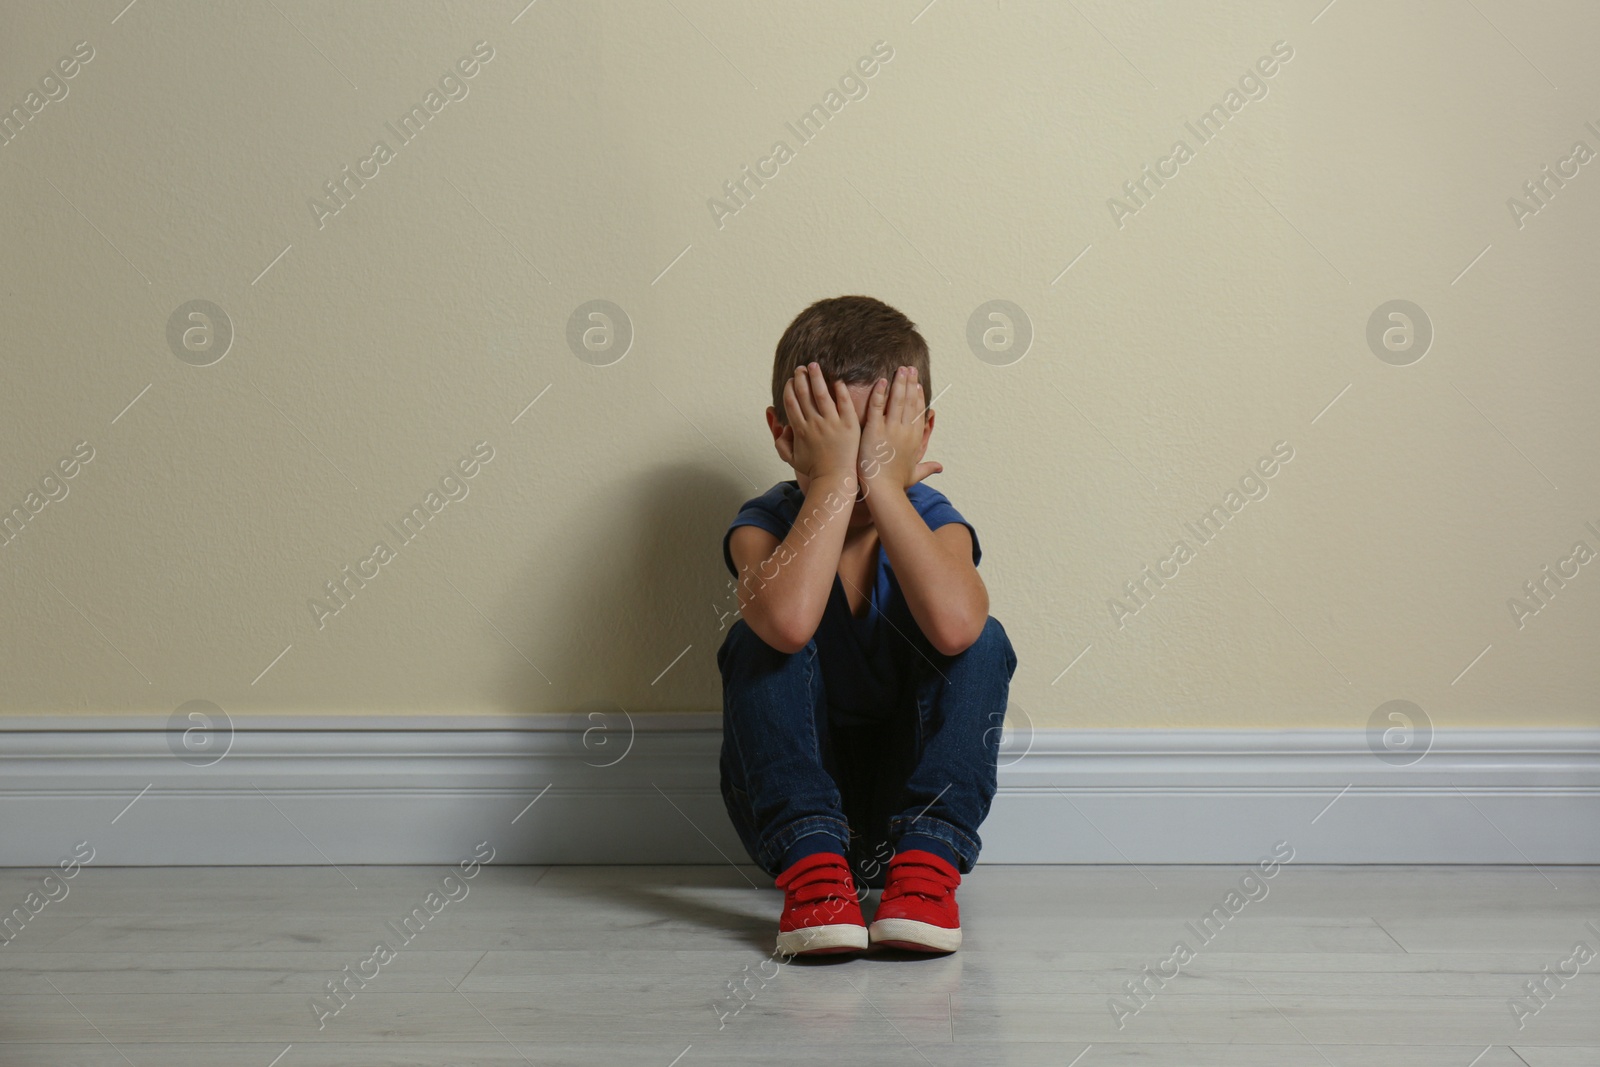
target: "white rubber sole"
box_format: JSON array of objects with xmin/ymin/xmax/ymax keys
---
[
  {"xmin": 868, "ymin": 917, "xmax": 962, "ymax": 953},
  {"xmin": 776, "ymin": 922, "xmax": 869, "ymax": 955}
]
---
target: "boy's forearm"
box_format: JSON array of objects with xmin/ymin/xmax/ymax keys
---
[
  {"xmin": 867, "ymin": 485, "xmax": 988, "ymax": 654},
  {"xmin": 739, "ymin": 471, "xmax": 856, "ymax": 650}
]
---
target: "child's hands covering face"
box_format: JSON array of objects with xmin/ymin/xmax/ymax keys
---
[
  {"xmin": 859, "ymin": 365, "xmax": 942, "ymax": 493},
  {"xmin": 781, "ymin": 362, "xmax": 860, "ymax": 485}
]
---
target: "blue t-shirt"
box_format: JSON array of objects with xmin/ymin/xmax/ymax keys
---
[{"xmin": 721, "ymin": 480, "xmax": 980, "ymax": 717}]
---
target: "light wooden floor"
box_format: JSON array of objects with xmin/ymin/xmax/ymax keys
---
[{"xmin": 0, "ymin": 864, "xmax": 1596, "ymax": 1065}]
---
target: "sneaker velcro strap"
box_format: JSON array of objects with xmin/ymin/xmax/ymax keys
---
[
  {"xmin": 793, "ymin": 881, "xmax": 850, "ymax": 905},
  {"xmin": 884, "ymin": 873, "xmax": 952, "ymax": 900},
  {"xmin": 779, "ymin": 858, "xmax": 855, "ymax": 904},
  {"xmin": 776, "ymin": 854, "xmax": 849, "ymax": 888}
]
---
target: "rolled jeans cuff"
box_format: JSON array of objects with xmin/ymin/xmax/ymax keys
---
[
  {"xmin": 888, "ymin": 813, "xmax": 980, "ymax": 874},
  {"xmin": 759, "ymin": 814, "xmax": 853, "ymax": 878}
]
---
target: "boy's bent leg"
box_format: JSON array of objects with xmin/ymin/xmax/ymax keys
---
[
  {"xmin": 888, "ymin": 615, "xmax": 1019, "ymax": 873},
  {"xmin": 717, "ymin": 619, "xmax": 853, "ymax": 878}
]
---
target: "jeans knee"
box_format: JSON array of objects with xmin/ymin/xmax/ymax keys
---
[
  {"xmin": 958, "ymin": 616, "xmax": 1017, "ymax": 677},
  {"xmin": 718, "ymin": 618, "xmax": 810, "ymax": 679},
  {"xmin": 718, "ymin": 619, "xmax": 763, "ymax": 676}
]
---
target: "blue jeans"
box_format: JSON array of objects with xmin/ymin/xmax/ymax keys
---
[{"xmin": 716, "ymin": 614, "xmax": 1018, "ymax": 882}]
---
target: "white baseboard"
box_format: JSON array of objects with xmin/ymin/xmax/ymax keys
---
[{"xmin": 2, "ymin": 714, "xmax": 1596, "ymax": 866}]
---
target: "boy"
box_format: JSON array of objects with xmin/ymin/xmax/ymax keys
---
[{"xmin": 717, "ymin": 295, "xmax": 1018, "ymax": 956}]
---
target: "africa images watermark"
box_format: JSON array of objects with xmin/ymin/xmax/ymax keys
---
[
  {"xmin": 1109, "ymin": 840, "xmax": 1297, "ymax": 1030},
  {"xmin": 0, "ymin": 40, "xmax": 95, "ymax": 151},
  {"xmin": 1506, "ymin": 518, "xmax": 1600, "ymax": 630},
  {"xmin": 308, "ymin": 41, "xmax": 496, "ymax": 230},
  {"xmin": 0, "ymin": 441, "xmax": 96, "ymax": 551},
  {"xmin": 707, "ymin": 40, "xmax": 895, "ymax": 230},
  {"xmin": 308, "ymin": 441, "xmax": 495, "ymax": 630},
  {"xmin": 0, "ymin": 842, "xmax": 96, "ymax": 949},
  {"xmin": 1107, "ymin": 40, "xmax": 1295, "ymax": 229},
  {"xmin": 712, "ymin": 941, "xmax": 799, "ymax": 1030},
  {"xmin": 1108, "ymin": 441, "xmax": 1295, "ymax": 629},
  {"xmin": 710, "ymin": 838, "xmax": 896, "ymax": 1031},
  {"xmin": 1504, "ymin": 115, "xmax": 1600, "ymax": 230},
  {"xmin": 310, "ymin": 840, "xmax": 496, "ymax": 1029},
  {"xmin": 1508, "ymin": 919, "xmax": 1600, "ymax": 1031}
]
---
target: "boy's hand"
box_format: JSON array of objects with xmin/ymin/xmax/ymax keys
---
[
  {"xmin": 781, "ymin": 362, "xmax": 860, "ymax": 485},
  {"xmin": 860, "ymin": 365, "xmax": 943, "ymax": 493}
]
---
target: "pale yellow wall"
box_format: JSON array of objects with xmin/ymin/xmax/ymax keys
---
[{"xmin": 2, "ymin": 1, "xmax": 1595, "ymax": 729}]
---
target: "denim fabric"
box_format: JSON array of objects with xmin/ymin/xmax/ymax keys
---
[{"xmin": 717, "ymin": 613, "xmax": 1018, "ymax": 882}]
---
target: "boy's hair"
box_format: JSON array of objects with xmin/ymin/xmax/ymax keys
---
[{"xmin": 771, "ymin": 295, "xmax": 930, "ymax": 425}]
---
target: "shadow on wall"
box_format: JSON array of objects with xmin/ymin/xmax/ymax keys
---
[{"xmin": 495, "ymin": 463, "xmax": 761, "ymax": 714}]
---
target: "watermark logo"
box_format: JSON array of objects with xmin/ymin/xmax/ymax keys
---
[
  {"xmin": 570, "ymin": 701, "xmax": 635, "ymax": 768},
  {"xmin": 1366, "ymin": 700, "xmax": 1432, "ymax": 766},
  {"xmin": 167, "ymin": 300, "xmax": 233, "ymax": 366},
  {"xmin": 987, "ymin": 699, "xmax": 1035, "ymax": 768},
  {"xmin": 166, "ymin": 700, "xmax": 234, "ymax": 767},
  {"xmin": 566, "ymin": 300, "xmax": 632, "ymax": 366},
  {"xmin": 1366, "ymin": 300, "xmax": 1431, "ymax": 366},
  {"xmin": 966, "ymin": 300, "xmax": 1032, "ymax": 366}
]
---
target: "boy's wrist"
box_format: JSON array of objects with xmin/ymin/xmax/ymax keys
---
[
  {"xmin": 863, "ymin": 479, "xmax": 910, "ymax": 514},
  {"xmin": 807, "ymin": 468, "xmax": 859, "ymax": 495}
]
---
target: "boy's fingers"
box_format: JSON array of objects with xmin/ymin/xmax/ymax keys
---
[
  {"xmin": 807, "ymin": 363, "xmax": 835, "ymax": 417},
  {"xmin": 834, "ymin": 380, "xmax": 858, "ymax": 425},
  {"xmin": 867, "ymin": 377, "xmax": 888, "ymax": 421},
  {"xmin": 782, "ymin": 377, "xmax": 806, "ymax": 426},
  {"xmin": 902, "ymin": 369, "xmax": 922, "ymax": 424},
  {"xmin": 793, "ymin": 367, "xmax": 819, "ymax": 422},
  {"xmin": 887, "ymin": 366, "xmax": 906, "ymax": 422},
  {"xmin": 792, "ymin": 366, "xmax": 816, "ymax": 421}
]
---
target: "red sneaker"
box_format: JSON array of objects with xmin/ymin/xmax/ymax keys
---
[
  {"xmin": 773, "ymin": 852, "xmax": 868, "ymax": 955},
  {"xmin": 868, "ymin": 849, "xmax": 962, "ymax": 952}
]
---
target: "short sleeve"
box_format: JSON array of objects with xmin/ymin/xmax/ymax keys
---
[
  {"xmin": 721, "ymin": 483, "xmax": 798, "ymax": 577},
  {"xmin": 912, "ymin": 485, "xmax": 981, "ymax": 566}
]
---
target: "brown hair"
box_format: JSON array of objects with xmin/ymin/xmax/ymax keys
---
[{"xmin": 770, "ymin": 295, "xmax": 930, "ymax": 425}]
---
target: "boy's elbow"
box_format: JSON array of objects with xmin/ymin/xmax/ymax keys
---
[
  {"xmin": 931, "ymin": 633, "xmax": 976, "ymax": 657},
  {"xmin": 929, "ymin": 612, "xmax": 987, "ymax": 657},
  {"xmin": 772, "ymin": 618, "xmax": 821, "ymax": 655},
  {"xmin": 765, "ymin": 629, "xmax": 808, "ymax": 656},
  {"xmin": 926, "ymin": 579, "xmax": 992, "ymax": 656},
  {"xmin": 744, "ymin": 608, "xmax": 814, "ymax": 656}
]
